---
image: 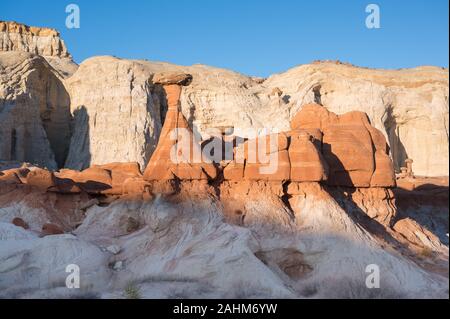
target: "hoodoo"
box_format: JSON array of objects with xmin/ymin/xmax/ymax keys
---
[
  {"xmin": 0, "ymin": 21, "xmax": 447, "ymax": 300},
  {"xmin": 143, "ymin": 72, "xmax": 217, "ymax": 181}
]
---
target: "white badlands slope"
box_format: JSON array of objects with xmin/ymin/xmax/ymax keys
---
[{"xmin": 0, "ymin": 186, "xmax": 447, "ymax": 299}]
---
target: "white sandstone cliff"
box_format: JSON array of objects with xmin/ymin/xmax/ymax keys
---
[
  {"xmin": 64, "ymin": 56, "xmax": 166, "ymax": 170},
  {"xmin": 1, "ymin": 21, "xmax": 447, "ymax": 176},
  {"xmin": 65, "ymin": 57, "xmax": 448, "ymax": 176},
  {"xmin": 0, "ymin": 21, "xmax": 77, "ymax": 78},
  {"xmin": 0, "ymin": 52, "xmax": 71, "ymax": 169}
]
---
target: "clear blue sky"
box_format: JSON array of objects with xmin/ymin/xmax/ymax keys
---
[{"xmin": 1, "ymin": 0, "xmax": 448, "ymax": 77}]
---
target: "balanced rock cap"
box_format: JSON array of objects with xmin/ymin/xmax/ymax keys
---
[{"xmin": 152, "ymin": 72, "xmax": 193, "ymax": 86}]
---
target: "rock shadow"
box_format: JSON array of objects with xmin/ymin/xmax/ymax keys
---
[
  {"xmin": 40, "ymin": 75, "xmax": 72, "ymax": 168},
  {"xmin": 319, "ymin": 144, "xmax": 410, "ymax": 250},
  {"xmin": 393, "ymin": 183, "xmax": 449, "ymax": 246},
  {"xmin": 383, "ymin": 104, "xmax": 408, "ymax": 172},
  {"xmin": 324, "ymin": 185, "xmax": 405, "ymax": 248},
  {"xmin": 64, "ymin": 106, "xmax": 91, "ymax": 170},
  {"xmin": 145, "ymin": 83, "xmax": 168, "ymax": 169}
]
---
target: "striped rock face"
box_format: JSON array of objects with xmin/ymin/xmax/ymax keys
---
[
  {"xmin": 291, "ymin": 104, "xmax": 395, "ymax": 188},
  {"xmin": 0, "ymin": 21, "xmax": 71, "ymax": 58},
  {"xmin": 144, "ymin": 76, "xmax": 217, "ymax": 181}
]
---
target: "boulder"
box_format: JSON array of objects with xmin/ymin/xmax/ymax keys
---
[
  {"xmin": 152, "ymin": 72, "xmax": 193, "ymax": 86},
  {"xmin": 55, "ymin": 167, "xmax": 112, "ymax": 194},
  {"xmin": 0, "ymin": 168, "xmax": 30, "ymax": 183},
  {"xmin": 322, "ymin": 111, "xmax": 375, "ymax": 187},
  {"xmin": 41, "ymin": 223, "xmax": 64, "ymax": 236},
  {"xmin": 25, "ymin": 168, "xmax": 55, "ymax": 190},
  {"xmin": 291, "ymin": 103, "xmax": 332, "ymax": 130},
  {"xmin": 223, "ymin": 132, "xmax": 292, "ymax": 182},
  {"xmin": 0, "ymin": 171, "xmax": 21, "ymax": 184},
  {"xmin": 393, "ymin": 218, "xmax": 443, "ymax": 251},
  {"xmin": 12, "ymin": 217, "xmax": 29, "ymax": 230}
]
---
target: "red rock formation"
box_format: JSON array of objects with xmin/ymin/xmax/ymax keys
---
[
  {"xmin": 143, "ymin": 73, "xmax": 217, "ymax": 181},
  {"xmin": 222, "ymin": 103, "xmax": 392, "ymax": 187},
  {"xmin": 365, "ymin": 125, "xmax": 396, "ymax": 187},
  {"xmin": 122, "ymin": 177, "xmax": 151, "ymax": 198},
  {"xmin": 223, "ymin": 131, "xmax": 327, "ymax": 183},
  {"xmin": 95, "ymin": 162, "xmax": 141, "ymax": 184},
  {"xmin": 12, "ymin": 217, "xmax": 29, "ymax": 230},
  {"xmin": 0, "ymin": 103, "xmax": 395, "ymax": 193},
  {"xmin": 55, "ymin": 167, "xmax": 112, "ymax": 194},
  {"xmin": 287, "ymin": 131, "xmax": 328, "ymax": 182},
  {"xmin": 0, "ymin": 171, "xmax": 22, "ymax": 184},
  {"xmin": 0, "ymin": 168, "xmax": 29, "ymax": 183},
  {"xmin": 0, "ymin": 163, "xmax": 149, "ymax": 199},
  {"xmin": 25, "ymin": 168, "xmax": 55, "ymax": 190},
  {"xmin": 393, "ymin": 218, "xmax": 443, "ymax": 250},
  {"xmin": 51, "ymin": 163, "xmax": 145, "ymax": 195},
  {"xmin": 291, "ymin": 103, "xmax": 395, "ymax": 188},
  {"xmin": 42, "ymin": 223, "xmax": 64, "ymax": 236},
  {"xmin": 223, "ymin": 160, "xmax": 245, "ymax": 181},
  {"xmin": 244, "ymin": 149, "xmax": 291, "ymax": 181}
]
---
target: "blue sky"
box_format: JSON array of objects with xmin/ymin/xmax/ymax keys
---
[{"xmin": 1, "ymin": 0, "xmax": 448, "ymax": 77}]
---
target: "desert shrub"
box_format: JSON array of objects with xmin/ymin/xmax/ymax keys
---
[
  {"xmin": 125, "ymin": 217, "xmax": 140, "ymax": 233},
  {"xmin": 124, "ymin": 282, "xmax": 141, "ymax": 299},
  {"xmin": 419, "ymin": 247, "xmax": 434, "ymax": 259}
]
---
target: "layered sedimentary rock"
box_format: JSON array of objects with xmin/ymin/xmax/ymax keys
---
[
  {"xmin": 266, "ymin": 62, "xmax": 449, "ymax": 177},
  {"xmin": 1, "ymin": 99, "xmax": 396, "ymax": 190},
  {"xmin": 1, "ymin": 160, "xmax": 447, "ymax": 298},
  {"xmin": 222, "ymin": 130, "xmax": 328, "ymax": 183},
  {"xmin": 288, "ymin": 130, "xmax": 328, "ymax": 182},
  {"xmin": 0, "ymin": 129, "xmax": 446, "ymax": 299},
  {"xmin": 222, "ymin": 103, "xmax": 394, "ymax": 187},
  {"xmin": 0, "ymin": 162, "xmax": 149, "ymax": 201},
  {"xmin": 66, "ymin": 57, "xmax": 447, "ymax": 177},
  {"xmin": 57, "ymin": 163, "xmax": 147, "ymax": 197},
  {"xmin": 291, "ymin": 103, "xmax": 396, "ymax": 187},
  {"xmin": 0, "ymin": 52, "xmax": 71, "ymax": 169},
  {"xmin": 0, "ymin": 21, "xmax": 71, "ymax": 58},
  {"xmin": 64, "ymin": 57, "xmax": 165, "ymax": 170},
  {"xmin": 0, "ymin": 22, "xmax": 77, "ymax": 171},
  {"xmin": 0, "ymin": 21, "xmax": 448, "ymax": 299},
  {"xmin": 1, "ymin": 23, "xmax": 444, "ymax": 177},
  {"xmin": 0, "ymin": 21, "xmax": 77, "ymax": 78},
  {"xmin": 143, "ymin": 73, "xmax": 217, "ymax": 181}
]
